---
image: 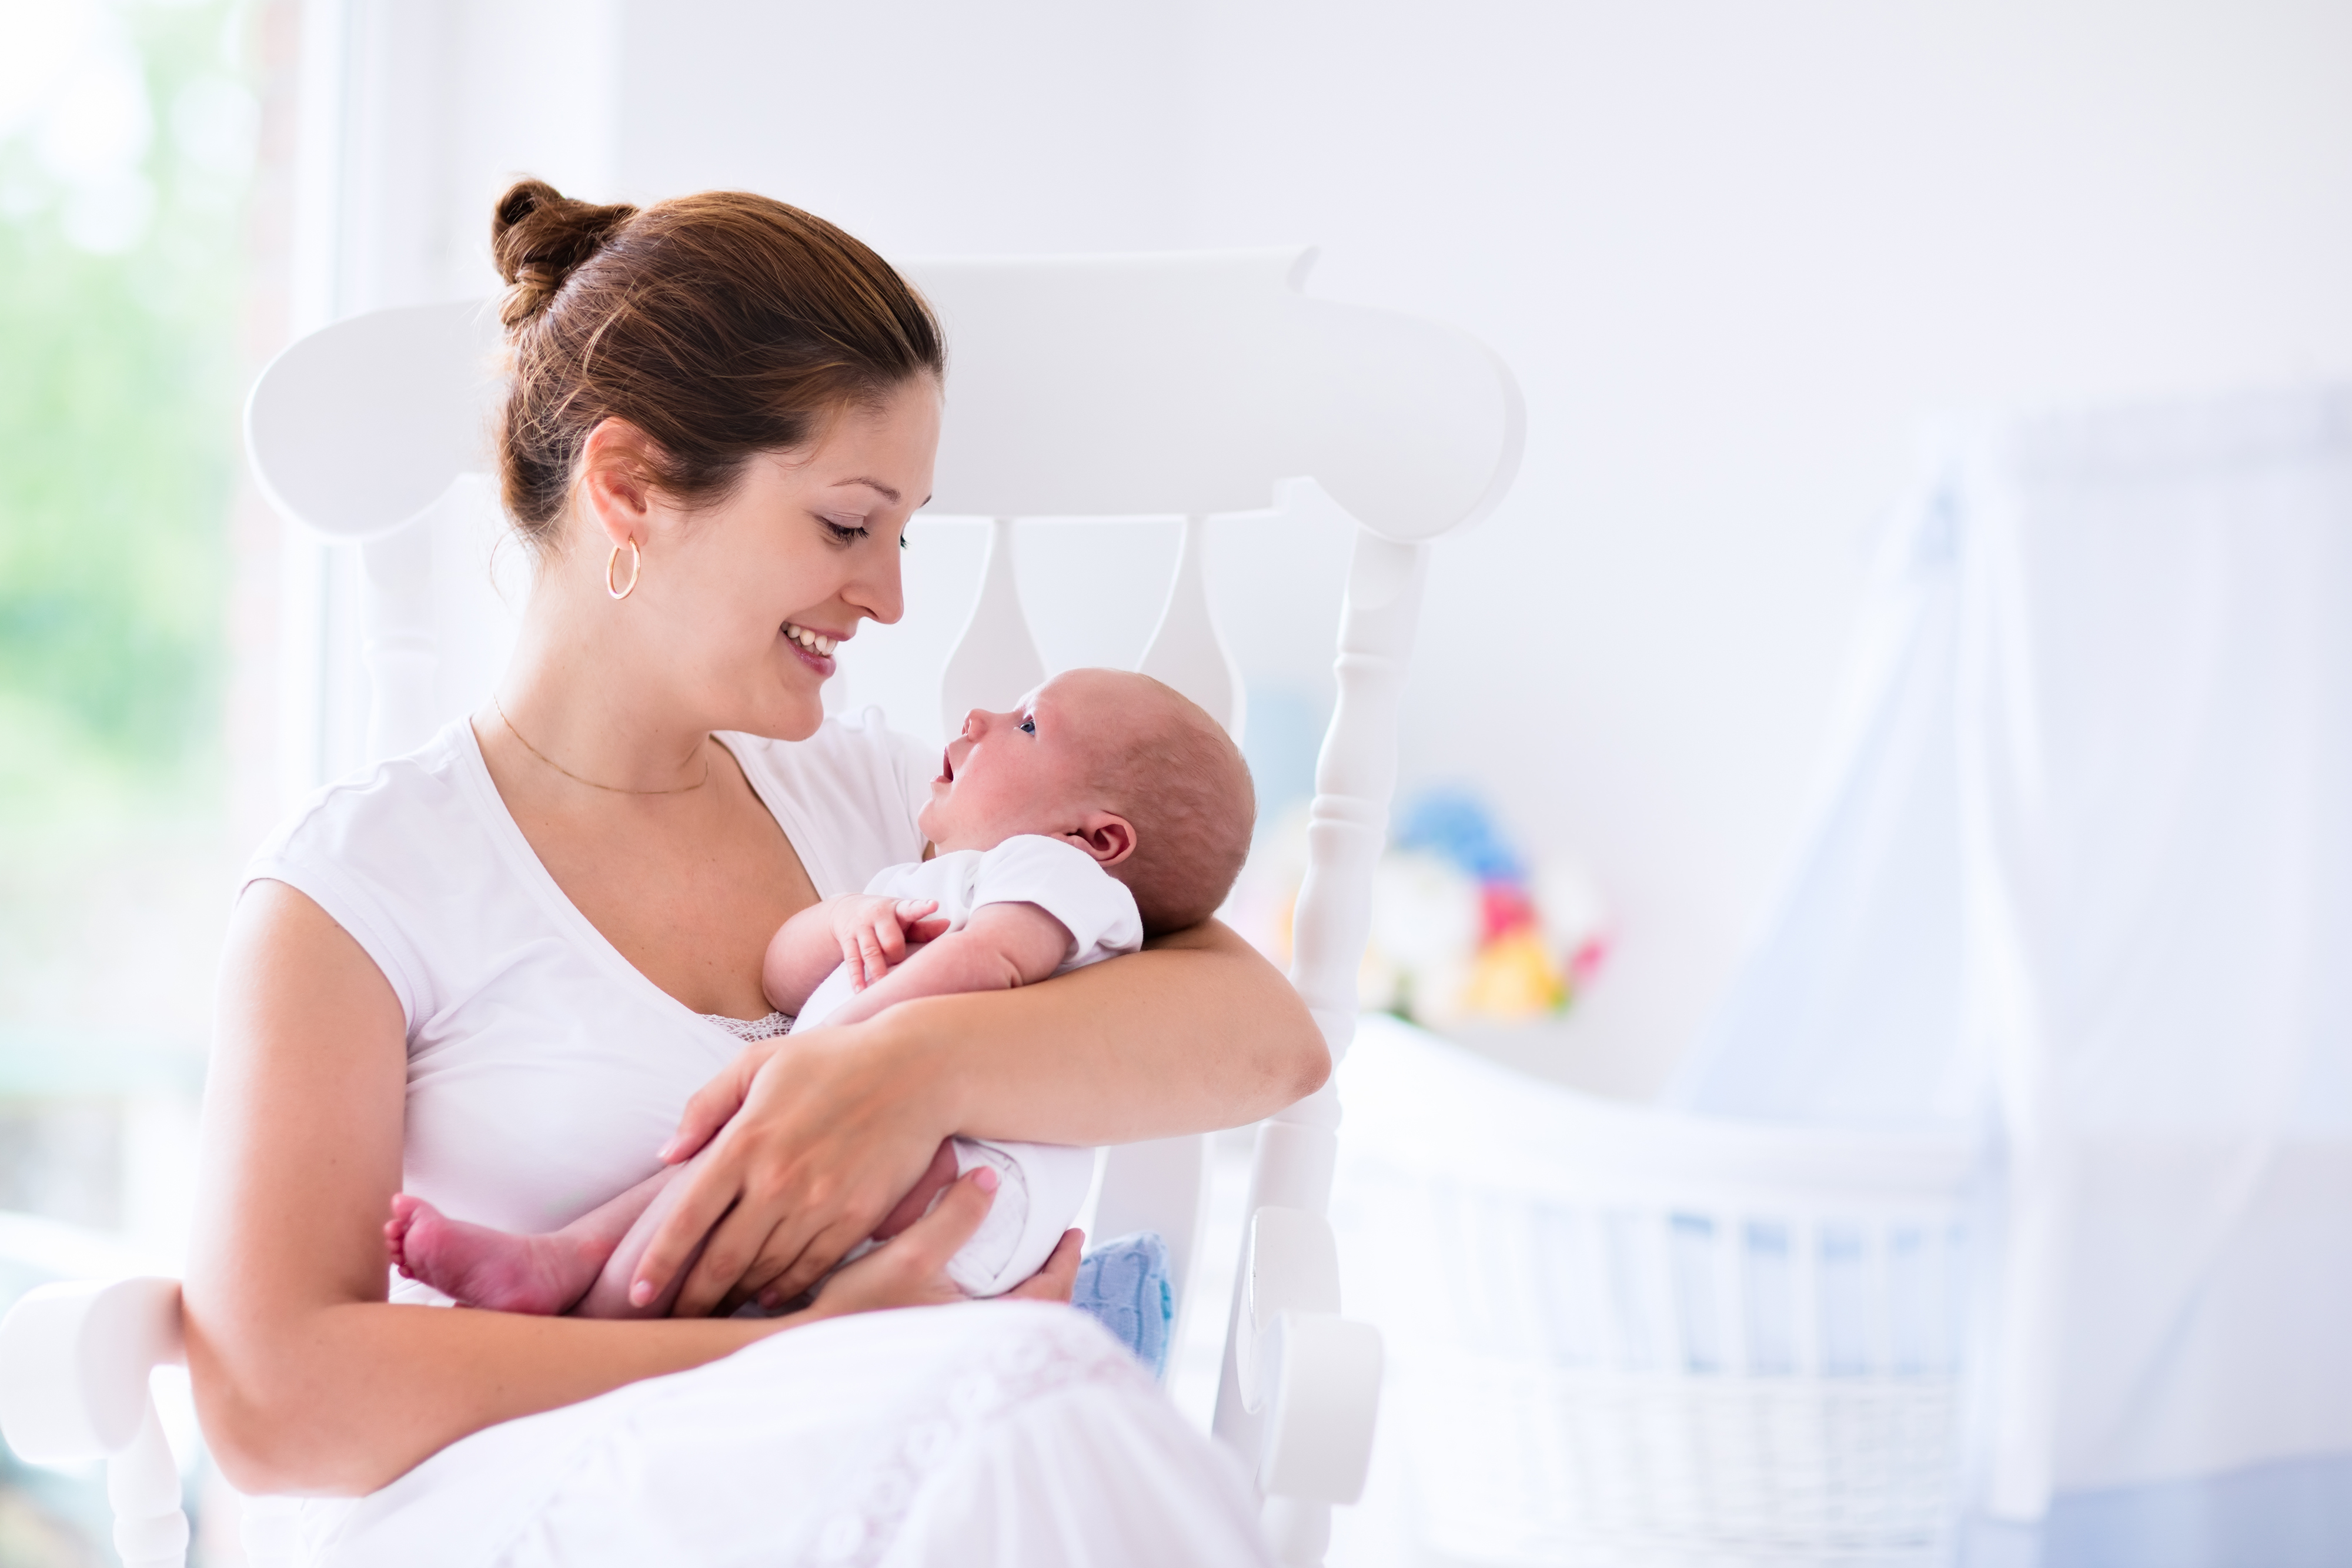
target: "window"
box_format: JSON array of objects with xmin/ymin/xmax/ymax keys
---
[{"xmin": 0, "ymin": 0, "xmax": 266, "ymax": 1557}]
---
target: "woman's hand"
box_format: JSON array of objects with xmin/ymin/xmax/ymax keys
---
[
  {"xmin": 1001, "ymin": 1229, "xmax": 1083, "ymax": 1302},
  {"xmin": 640, "ymin": 1022, "xmax": 952, "ymax": 1316},
  {"xmin": 642, "ymin": 916, "xmax": 1324, "ymax": 1319},
  {"xmin": 810, "ymin": 1169, "xmax": 1083, "ymax": 1319}
]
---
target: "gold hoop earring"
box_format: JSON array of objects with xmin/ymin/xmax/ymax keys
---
[{"xmin": 606, "ymin": 539, "xmax": 642, "ymax": 600}]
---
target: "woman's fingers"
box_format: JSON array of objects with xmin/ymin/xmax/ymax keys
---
[
  {"xmin": 749, "ymin": 1211, "xmax": 874, "ymax": 1312},
  {"xmin": 870, "ymin": 1138, "xmax": 961, "ymax": 1241},
  {"xmin": 721, "ymin": 1206, "xmax": 863, "ymax": 1315},
  {"xmin": 627, "ymin": 1140, "xmax": 751, "ymax": 1309},
  {"xmin": 888, "ymin": 1167, "xmax": 998, "ymax": 1272},
  {"xmin": 714, "ymin": 1167, "xmax": 995, "ymax": 1317},
  {"xmin": 1003, "ymin": 1229, "xmax": 1084, "ymax": 1303},
  {"xmin": 671, "ymin": 1192, "xmax": 818, "ymax": 1318},
  {"xmin": 653, "ymin": 1024, "xmax": 956, "ymax": 1317},
  {"xmin": 803, "ymin": 1169, "xmax": 1001, "ymax": 1319},
  {"xmin": 657, "ymin": 1044, "xmax": 766, "ymax": 1164}
]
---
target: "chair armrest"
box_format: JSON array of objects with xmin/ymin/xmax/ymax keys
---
[
  {"xmin": 1237, "ymin": 1208, "xmax": 1384, "ymax": 1507},
  {"xmin": 0, "ymin": 1275, "xmax": 185, "ymax": 1463}
]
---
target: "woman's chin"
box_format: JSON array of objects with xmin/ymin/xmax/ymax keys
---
[{"xmin": 731, "ymin": 687, "xmax": 828, "ymax": 743}]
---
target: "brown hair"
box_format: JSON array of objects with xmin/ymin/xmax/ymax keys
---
[
  {"xmin": 1091, "ymin": 674, "xmax": 1257, "ymax": 936},
  {"xmin": 490, "ymin": 179, "xmax": 944, "ymax": 551}
]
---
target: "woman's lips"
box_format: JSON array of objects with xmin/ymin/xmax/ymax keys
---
[{"xmin": 783, "ymin": 619, "xmax": 840, "ymax": 677}]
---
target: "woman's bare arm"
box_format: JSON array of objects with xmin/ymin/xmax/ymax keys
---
[
  {"xmin": 642, "ymin": 917, "xmax": 1327, "ymax": 1316},
  {"xmin": 182, "ymin": 881, "xmax": 1025, "ymax": 1496}
]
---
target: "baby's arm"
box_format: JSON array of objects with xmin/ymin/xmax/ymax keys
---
[
  {"xmin": 762, "ymin": 894, "xmax": 948, "ymax": 1014},
  {"xmin": 811, "ymin": 901, "xmax": 1071, "ymax": 1031}
]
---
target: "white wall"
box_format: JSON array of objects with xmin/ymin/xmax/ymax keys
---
[{"xmin": 340, "ymin": 0, "xmax": 2352, "ymax": 1096}]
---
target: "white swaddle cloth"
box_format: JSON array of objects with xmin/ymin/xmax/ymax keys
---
[{"xmin": 797, "ymin": 835, "xmax": 1142, "ymax": 1296}]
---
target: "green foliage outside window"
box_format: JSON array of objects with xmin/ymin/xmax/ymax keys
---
[
  {"xmin": 0, "ymin": 4, "xmax": 258, "ymax": 1557},
  {"xmin": 0, "ymin": 0, "xmax": 253, "ymax": 810}
]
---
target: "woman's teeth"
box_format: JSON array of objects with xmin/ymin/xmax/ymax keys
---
[{"xmin": 784, "ymin": 622, "xmax": 837, "ymax": 656}]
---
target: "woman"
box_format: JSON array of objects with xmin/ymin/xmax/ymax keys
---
[{"xmin": 185, "ymin": 181, "xmax": 1325, "ymax": 1565}]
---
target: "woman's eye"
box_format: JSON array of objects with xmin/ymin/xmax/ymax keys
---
[
  {"xmin": 1019, "ymin": 716, "xmax": 1036, "ymax": 734},
  {"xmin": 820, "ymin": 515, "xmax": 869, "ymax": 545}
]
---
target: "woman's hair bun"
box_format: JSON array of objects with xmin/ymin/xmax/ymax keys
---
[{"xmin": 491, "ymin": 178, "xmax": 639, "ymax": 329}]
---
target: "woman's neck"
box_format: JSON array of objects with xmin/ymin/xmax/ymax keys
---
[{"xmin": 490, "ymin": 594, "xmax": 713, "ymax": 796}]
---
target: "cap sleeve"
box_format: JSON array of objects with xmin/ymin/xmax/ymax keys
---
[
  {"xmin": 239, "ymin": 761, "xmax": 455, "ymax": 1032},
  {"xmin": 968, "ymin": 835, "xmax": 1144, "ymax": 967}
]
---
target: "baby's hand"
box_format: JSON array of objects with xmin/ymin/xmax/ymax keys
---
[{"xmin": 828, "ymin": 895, "xmax": 949, "ymax": 989}]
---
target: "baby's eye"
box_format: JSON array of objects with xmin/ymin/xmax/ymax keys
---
[{"xmin": 1019, "ymin": 716, "xmax": 1036, "ymax": 735}]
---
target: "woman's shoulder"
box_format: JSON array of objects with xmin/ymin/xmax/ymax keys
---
[
  {"xmin": 241, "ymin": 720, "xmax": 507, "ymax": 1025},
  {"xmin": 249, "ymin": 721, "xmax": 489, "ymax": 872},
  {"xmin": 719, "ymin": 707, "xmax": 933, "ymax": 897}
]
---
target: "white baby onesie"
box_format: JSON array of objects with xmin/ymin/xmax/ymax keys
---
[{"xmin": 796, "ymin": 835, "xmax": 1143, "ymax": 1296}]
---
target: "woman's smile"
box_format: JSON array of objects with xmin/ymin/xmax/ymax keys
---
[{"xmin": 782, "ymin": 618, "xmax": 842, "ymax": 676}]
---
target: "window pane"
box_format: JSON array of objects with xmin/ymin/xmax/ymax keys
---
[{"xmin": 0, "ymin": 0, "xmax": 264, "ymax": 1557}]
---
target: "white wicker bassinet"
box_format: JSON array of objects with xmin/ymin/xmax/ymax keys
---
[{"xmin": 1333, "ymin": 1019, "xmax": 1975, "ymax": 1567}]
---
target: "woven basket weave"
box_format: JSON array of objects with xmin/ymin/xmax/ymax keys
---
[{"xmin": 1337, "ymin": 1117, "xmax": 1973, "ymax": 1568}]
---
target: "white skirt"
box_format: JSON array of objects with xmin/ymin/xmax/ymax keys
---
[{"xmin": 302, "ymin": 1302, "xmax": 1271, "ymax": 1568}]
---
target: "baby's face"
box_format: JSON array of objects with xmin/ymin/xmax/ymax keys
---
[{"xmin": 920, "ymin": 670, "xmax": 1137, "ymax": 855}]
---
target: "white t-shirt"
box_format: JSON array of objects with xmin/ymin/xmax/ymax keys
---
[
  {"xmin": 242, "ymin": 710, "xmax": 934, "ymax": 1242},
  {"xmin": 794, "ymin": 835, "xmax": 1144, "ymax": 1029}
]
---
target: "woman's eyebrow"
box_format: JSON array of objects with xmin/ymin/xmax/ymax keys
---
[{"xmin": 835, "ymin": 476, "xmax": 904, "ymax": 504}]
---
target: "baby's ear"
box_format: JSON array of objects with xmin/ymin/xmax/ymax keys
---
[{"xmin": 1068, "ymin": 812, "xmax": 1137, "ymax": 867}]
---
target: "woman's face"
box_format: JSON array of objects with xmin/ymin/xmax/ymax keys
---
[{"xmin": 622, "ymin": 377, "xmax": 941, "ymax": 742}]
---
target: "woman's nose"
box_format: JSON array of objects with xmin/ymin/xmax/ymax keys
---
[{"xmin": 846, "ymin": 546, "xmax": 906, "ymax": 627}]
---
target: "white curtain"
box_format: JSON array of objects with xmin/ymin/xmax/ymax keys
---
[{"xmin": 1677, "ymin": 385, "xmax": 2352, "ymax": 1562}]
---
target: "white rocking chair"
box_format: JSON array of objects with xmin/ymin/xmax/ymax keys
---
[{"xmin": 0, "ymin": 248, "xmax": 1522, "ymax": 1567}]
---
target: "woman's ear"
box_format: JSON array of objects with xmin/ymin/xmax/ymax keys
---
[
  {"xmin": 576, "ymin": 417, "xmax": 663, "ymax": 549},
  {"xmin": 1067, "ymin": 813, "xmax": 1137, "ymax": 867}
]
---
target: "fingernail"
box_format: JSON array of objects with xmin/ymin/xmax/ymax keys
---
[
  {"xmin": 973, "ymin": 1167, "xmax": 998, "ymax": 1193},
  {"xmin": 630, "ymin": 1279, "xmax": 654, "ymax": 1306}
]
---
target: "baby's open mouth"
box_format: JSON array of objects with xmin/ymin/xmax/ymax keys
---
[{"xmin": 938, "ymin": 747, "xmax": 955, "ymax": 783}]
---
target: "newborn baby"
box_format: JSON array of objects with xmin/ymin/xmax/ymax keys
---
[{"xmin": 386, "ymin": 668, "xmax": 1254, "ymax": 1318}]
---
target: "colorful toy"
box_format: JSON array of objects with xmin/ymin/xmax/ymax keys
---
[{"xmin": 1229, "ymin": 789, "xmax": 1608, "ymax": 1031}]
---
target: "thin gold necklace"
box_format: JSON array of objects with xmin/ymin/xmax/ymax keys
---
[{"xmin": 494, "ymin": 698, "xmax": 711, "ymax": 795}]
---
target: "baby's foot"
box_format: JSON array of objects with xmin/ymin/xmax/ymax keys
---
[
  {"xmin": 872, "ymin": 1139, "xmax": 962, "ymax": 1241},
  {"xmin": 386, "ymin": 1194, "xmax": 603, "ymax": 1315}
]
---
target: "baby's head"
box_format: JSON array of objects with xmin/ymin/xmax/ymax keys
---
[{"xmin": 920, "ymin": 668, "xmax": 1255, "ymax": 935}]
